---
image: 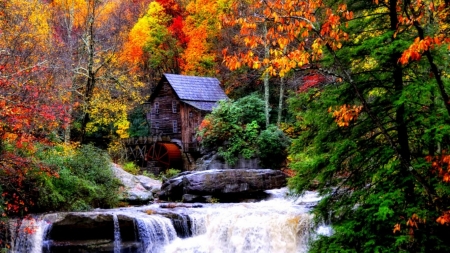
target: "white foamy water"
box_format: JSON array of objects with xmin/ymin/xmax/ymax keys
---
[
  {"xmin": 134, "ymin": 214, "xmax": 178, "ymax": 253},
  {"xmin": 160, "ymin": 190, "xmax": 316, "ymax": 253},
  {"xmin": 10, "ymin": 218, "xmax": 52, "ymax": 253},
  {"xmin": 11, "ymin": 188, "xmax": 330, "ymax": 253}
]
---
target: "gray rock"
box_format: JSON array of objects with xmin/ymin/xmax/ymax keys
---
[
  {"xmin": 158, "ymin": 169, "xmax": 286, "ymax": 202},
  {"xmin": 111, "ymin": 163, "xmax": 161, "ymax": 204},
  {"xmin": 136, "ymin": 175, "xmax": 161, "ymax": 191},
  {"xmin": 196, "ymin": 153, "xmax": 263, "ymax": 170}
]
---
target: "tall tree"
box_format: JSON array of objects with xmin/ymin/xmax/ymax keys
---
[
  {"xmin": 274, "ymin": 0, "xmax": 450, "ymax": 251},
  {"xmin": 51, "ymin": 0, "xmax": 148, "ymax": 142},
  {"xmin": 0, "ymin": 0, "xmax": 66, "ymax": 216},
  {"xmin": 181, "ymin": 0, "xmax": 222, "ymax": 76}
]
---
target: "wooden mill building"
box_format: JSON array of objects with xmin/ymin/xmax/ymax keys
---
[{"xmin": 142, "ymin": 73, "xmax": 228, "ymax": 171}]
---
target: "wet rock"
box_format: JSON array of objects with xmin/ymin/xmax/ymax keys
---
[
  {"xmin": 159, "ymin": 203, "xmax": 203, "ymax": 208},
  {"xmin": 41, "ymin": 212, "xmax": 148, "ymax": 252},
  {"xmin": 158, "ymin": 169, "xmax": 286, "ymax": 202},
  {"xmin": 111, "ymin": 163, "xmax": 161, "ymax": 204}
]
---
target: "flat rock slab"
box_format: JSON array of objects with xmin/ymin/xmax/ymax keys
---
[{"xmin": 158, "ymin": 169, "xmax": 286, "ymax": 202}]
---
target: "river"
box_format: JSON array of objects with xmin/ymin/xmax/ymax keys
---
[{"xmin": 10, "ymin": 188, "xmax": 331, "ymax": 253}]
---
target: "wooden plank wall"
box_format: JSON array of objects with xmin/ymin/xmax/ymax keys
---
[
  {"xmin": 148, "ymin": 81, "xmax": 181, "ymax": 140},
  {"xmin": 180, "ymin": 103, "xmax": 204, "ymax": 148}
]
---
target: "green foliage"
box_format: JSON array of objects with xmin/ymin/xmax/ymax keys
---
[
  {"xmin": 286, "ymin": 2, "xmax": 450, "ymax": 251},
  {"xmin": 198, "ymin": 94, "xmax": 288, "ymax": 168},
  {"xmin": 36, "ymin": 143, "xmax": 121, "ymax": 212},
  {"xmin": 123, "ymin": 161, "xmax": 140, "ymax": 175},
  {"xmin": 257, "ymin": 125, "xmax": 291, "ymax": 169},
  {"xmin": 144, "ymin": 168, "xmax": 181, "ymax": 181},
  {"xmin": 163, "ymin": 168, "xmax": 181, "ymax": 178},
  {"xmin": 128, "ymin": 105, "xmax": 150, "ymax": 138}
]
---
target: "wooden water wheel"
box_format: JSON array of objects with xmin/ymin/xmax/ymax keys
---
[{"xmin": 146, "ymin": 142, "xmax": 182, "ymax": 170}]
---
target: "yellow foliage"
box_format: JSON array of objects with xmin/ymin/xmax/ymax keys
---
[
  {"xmin": 86, "ymin": 88, "xmax": 131, "ymax": 137},
  {"xmin": 2, "ymin": 0, "xmax": 52, "ymax": 50},
  {"xmin": 50, "ymin": 0, "xmax": 117, "ymax": 30},
  {"xmin": 115, "ymin": 118, "xmax": 130, "ymax": 139},
  {"xmin": 329, "ymin": 104, "xmax": 363, "ymax": 127}
]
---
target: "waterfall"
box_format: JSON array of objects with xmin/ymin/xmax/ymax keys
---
[
  {"xmin": 10, "ymin": 217, "xmax": 52, "ymax": 253},
  {"xmin": 162, "ymin": 198, "xmax": 314, "ymax": 253},
  {"xmin": 113, "ymin": 214, "xmax": 121, "ymax": 253},
  {"xmin": 6, "ymin": 188, "xmax": 329, "ymax": 252},
  {"xmin": 188, "ymin": 212, "xmax": 207, "ymax": 236},
  {"xmin": 135, "ymin": 214, "xmax": 177, "ymax": 253},
  {"xmin": 172, "ymin": 213, "xmax": 191, "ymax": 238}
]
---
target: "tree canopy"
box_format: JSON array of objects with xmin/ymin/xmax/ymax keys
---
[{"xmin": 1, "ymin": 0, "xmax": 450, "ymax": 251}]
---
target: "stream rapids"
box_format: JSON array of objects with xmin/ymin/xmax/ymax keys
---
[{"xmin": 9, "ymin": 188, "xmax": 331, "ymax": 253}]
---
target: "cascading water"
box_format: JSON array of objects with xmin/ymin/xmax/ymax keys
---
[
  {"xmin": 10, "ymin": 217, "xmax": 52, "ymax": 253},
  {"xmin": 10, "ymin": 188, "xmax": 330, "ymax": 253},
  {"xmin": 162, "ymin": 192, "xmax": 314, "ymax": 253},
  {"xmin": 113, "ymin": 214, "xmax": 121, "ymax": 253},
  {"xmin": 134, "ymin": 214, "xmax": 177, "ymax": 253}
]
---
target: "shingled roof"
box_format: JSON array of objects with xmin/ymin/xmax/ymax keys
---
[{"xmin": 152, "ymin": 73, "xmax": 228, "ymax": 111}]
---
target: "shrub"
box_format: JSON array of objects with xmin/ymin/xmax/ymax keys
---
[
  {"xmin": 36, "ymin": 143, "xmax": 121, "ymax": 212},
  {"xmin": 257, "ymin": 125, "xmax": 291, "ymax": 169},
  {"xmin": 163, "ymin": 168, "xmax": 181, "ymax": 178},
  {"xmin": 123, "ymin": 161, "xmax": 140, "ymax": 175},
  {"xmin": 197, "ymin": 94, "xmax": 289, "ymax": 168}
]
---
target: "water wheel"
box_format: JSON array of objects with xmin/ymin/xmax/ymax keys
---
[{"xmin": 146, "ymin": 142, "xmax": 182, "ymax": 170}]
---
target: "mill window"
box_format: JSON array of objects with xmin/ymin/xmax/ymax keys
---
[
  {"xmin": 172, "ymin": 120, "xmax": 178, "ymax": 133},
  {"xmin": 172, "ymin": 101, "xmax": 177, "ymax": 113},
  {"xmin": 154, "ymin": 102, "xmax": 159, "ymax": 115}
]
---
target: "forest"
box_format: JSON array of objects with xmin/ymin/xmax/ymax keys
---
[{"xmin": 1, "ymin": 0, "xmax": 450, "ymax": 251}]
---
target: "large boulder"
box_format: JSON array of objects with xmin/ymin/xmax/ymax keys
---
[
  {"xmin": 111, "ymin": 163, "xmax": 161, "ymax": 204},
  {"xmin": 158, "ymin": 169, "xmax": 286, "ymax": 202}
]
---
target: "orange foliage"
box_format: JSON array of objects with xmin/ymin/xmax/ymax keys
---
[
  {"xmin": 1, "ymin": 0, "xmax": 65, "ymax": 217},
  {"xmin": 329, "ymin": 104, "xmax": 363, "ymax": 127},
  {"xmin": 388, "ymin": 0, "xmax": 450, "ymax": 65},
  {"xmin": 393, "ymin": 223, "xmax": 401, "ymax": 233},
  {"xmin": 437, "ymin": 211, "xmax": 450, "ymax": 225},
  {"xmin": 393, "ymin": 214, "xmax": 426, "ymax": 236},
  {"xmin": 399, "ymin": 36, "xmax": 442, "ymax": 65},
  {"xmin": 425, "ymin": 152, "xmax": 450, "ymax": 182},
  {"xmin": 181, "ymin": 0, "xmax": 220, "ymax": 75},
  {"xmin": 222, "ymin": 0, "xmax": 352, "ymax": 77}
]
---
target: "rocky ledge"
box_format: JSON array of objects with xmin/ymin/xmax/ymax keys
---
[
  {"xmin": 111, "ymin": 164, "xmax": 161, "ymax": 204},
  {"xmin": 158, "ymin": 169, "xmax": 287, "ymax": 202}
]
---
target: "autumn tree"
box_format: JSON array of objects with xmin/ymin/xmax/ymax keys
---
[
  {"xmin": 263, "ymin": 0, "xmax": 450, "ymax": 251},
  {"xmin": 50, "ymin": 0, "xmax": 148, "ymax": 143},
  {"xmin": 0, "ymin": 0, "xmax": 67, "ymax": 217},
  {"xmin": 180, "ymin": 0, "xmax": 224, "ymax": 76},
  {"xmin": 220, "ymin": 0, "xmax": 332, "ymax": 126}
]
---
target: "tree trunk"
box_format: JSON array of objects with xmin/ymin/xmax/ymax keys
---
[
  {"xmin": 263, "ymin": 22, "xmax": 270, "ymax": 128},
  {"xmin": 80, "ymin": 0, "xmax": 96, "ymax": 143},
  {"xmin": 277, "ymin": 76, "xmax": 284, "ymax": 126},
  {"xmin": 277, "ymin": 48, "xmax": 286, "ymax": 126},
  {"xmin": 63, "ymin": 1, "xmax": 75, "ymax": 144}
]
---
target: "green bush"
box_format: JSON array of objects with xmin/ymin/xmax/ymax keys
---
[
  {"xmin": 163, "ymin": 168, "xmax": 181, "ymax": 178},
  {"xmin": 197, "ymin": 94, "xmax": 289, "ymax": 168},
  {"xmin": 123, "ymin": 161, "xmax": 140, "ymax": 175},
  {"xmin": 257, "ymin": 125, "xmax": 291, "ymax": 169},
  {"xmin": 36, "ymin": 143, "xmax": 121, "ymax": 212}
]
